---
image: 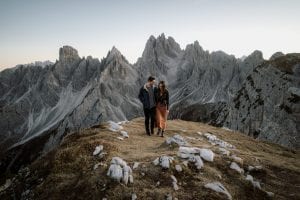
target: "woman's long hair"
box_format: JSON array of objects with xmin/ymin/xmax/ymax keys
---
[{"xmin": 159, "ymin": 81, "xmax": 166, "ymax": 94}]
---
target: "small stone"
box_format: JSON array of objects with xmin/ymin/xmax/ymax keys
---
[
  {"xmin": 132, "ymin": 193, "xmax": 137, "ymax": 200},
  {"xmin": 175, "ymin": 164, "xmax": 182, "ymax": 172}
]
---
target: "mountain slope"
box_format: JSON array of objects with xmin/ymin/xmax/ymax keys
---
[
  {"xmin": 215, "ymin": 54, "xmax": 300, "ymax": 149},
  {"xmin": 0, "ymin": 118, "xmax": 299, "ymax": 200}
]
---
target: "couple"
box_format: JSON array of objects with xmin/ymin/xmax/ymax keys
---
[{"xmin": 138, "ymin": 76, "xmax": 169, "ymax": 137}]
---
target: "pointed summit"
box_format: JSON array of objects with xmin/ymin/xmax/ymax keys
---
[
  {"xmin": 142, "ymin": 33, "xmax": 182, "ymax": 60},
  {"xmin": 106, "ymin": 46, "xmax": 128, "ymax": 64}
]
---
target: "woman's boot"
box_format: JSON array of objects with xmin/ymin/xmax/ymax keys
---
[
  {"xmin": 160, "ymin": 130, "xmax": 164, "ymax": 137},
  {"xmin": 157, "ymin": 128, "xmax": 161, "ymax": 136}
]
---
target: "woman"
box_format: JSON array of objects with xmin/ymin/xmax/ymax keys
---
[{"xmin": 155, "ymin": 81, "xmax": 169, "ymax": 137}]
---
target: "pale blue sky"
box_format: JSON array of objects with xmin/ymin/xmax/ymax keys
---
[{"xmin": 0, "ymin": 0, "xmax": 299, "ymax": 70}]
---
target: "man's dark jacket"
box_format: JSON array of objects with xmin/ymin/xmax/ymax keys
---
[{"xmin": 138, "ymin": 84, "xmax": 158, "ymax": 109}]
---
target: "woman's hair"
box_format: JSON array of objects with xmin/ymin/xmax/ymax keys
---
[{"xmin": 159, "ymin": 81, "xmax": 166, "ymax": 93}]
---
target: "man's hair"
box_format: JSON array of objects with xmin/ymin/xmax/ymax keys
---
[{"xmin": 148, "ymin": 76, "xmax": 155, "ymax": 82}]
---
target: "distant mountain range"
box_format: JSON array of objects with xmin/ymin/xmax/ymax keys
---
[{"xmin": 0, "ymin": 33, "xmax": 299, "ymax": 172}]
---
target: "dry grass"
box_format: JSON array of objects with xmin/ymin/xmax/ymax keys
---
[{"xmin": 2, "ymin": 117, "xmax": 299, "ymax": 200}]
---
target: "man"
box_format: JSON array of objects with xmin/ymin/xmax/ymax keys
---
[{"xmin": 138, "ymin": 76, "xmax": 157, "ymax": 136}]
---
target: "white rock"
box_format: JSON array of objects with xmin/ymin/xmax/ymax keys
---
[
  {"xmin": 182, "ymin": 161, "xmax": 189, "ymax": 167},
  {"xmin": 179, "ymin": 146, "xmax": 201, "ymax": 154},
  {"xmin": 123, "ymin": 165, "xmax": 133, "ymax": 185},
  {"xmin": 189, "ymin": 155, "xmax": 204, "ymax": 169},
  {"xmin": 218, "ymin": 147, "xmax": 230, "ymax": 156},
  {"xmin": 93, "ymin": 145, "xmax": 103, "ymax": 156},
  {"xmin": 230, "ymin": 162, "xmax": 244, "ymax": 174},
  {"xmin": 266, "ymin": 191, "xmax": 274, "ymax": 197},
  {"xmin": 0, "ymin": 179, "xmax": 12, "ymax": 192},
  {"xmin": 107, "ymin": 164, "xmax": 123, "ymax": 182},
  {"xmin": 177, "ymin": 152, "xmax": 192, "ymax": 159},
  {"xmin": 245, "ymin": 175, "xmax": 261, "ymax": 189},
  {"xmin": 160, "ymin": 156, "xmax": 173, "ymax": 169},
  {"xmin": 197, "ymin": 131, "xmax": 203, "ymax": 136},
  {"xmin": 111, "ymin": 157, "xmax": 127, "ymax": 167},
  {"xmin": 248, "ymin": 166, "xmax": 255, "ymax": 171},
  {"xmin": 200, "ymin": 148, "xmax": 214, "ymax": 162},
  {"xmin": 166, "ymin": 193, "xmax": 172, "ymax": 200},
  {"xmin": 120, "ymin": 130, "xmax": 129, "ymax": 138},
  {"xmin": 175, "ymin": 164, "xmax": 182, "ymax": 172},
  {"xmin": 117, "ymin": 136, "xmax": 124, "ymax": 140},
  {"xmin": 170, "ymin": 175, "xmax": 177, "ymax": 183},
  {"xmin": 231, "ymin": 155, "xmax": 243, "ymax": 164},
  {"xmin": 166, "ymin": 134, "xmax": 189, "ymax": 146},
  {"xmin": 173, "ymin": 181, "xmax": 179, "ymax": 191},
  {"xmin": 93, "ymin": 163, "xmax": 101, "ymax": 170},
  {"xmin": 204, "ymin": 182, "xmax": 232, "ymax": 200},
  {"xmin": 153, "ymin": 157, "xmax": 160, "ymax": 166},
  {"xmin": 186, "ymin": 136, "xmax": 196, "ymax": 140},
  {"xmin": 129, "ymin": 175, "xmax": 134, "ymax": 183},
  {"xmin": 132, "ymin": 193, "xmax": 137, "ymax": 200},
  {"xmin": 108, "ymin": 121, "xmax": 123, "ymax": 131},
  {"xmin": 133, "ymin": 162, "xmax": 139, "ymax": 170}
]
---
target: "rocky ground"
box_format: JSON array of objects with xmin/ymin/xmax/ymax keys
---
[{"xmin": 0, "ymin": 118, "xmax": 299, "ymax": 200}]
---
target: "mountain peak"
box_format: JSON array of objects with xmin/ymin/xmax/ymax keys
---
[
  {"xmin": 270, "ymin": 51, "xmax": 285, "ymax": 61},
  {"xmin": 105, "ymin": 46, "xmax": 129, "ymax": 64},
  {"xmin": 59, "ymin": 45, "xmax": 80, "ymax": 63},
  {"xmin": 141, "ymin": 33, "xmax": 182, "ymax": 60}
]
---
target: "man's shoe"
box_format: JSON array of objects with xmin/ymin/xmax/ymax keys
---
[{"xmin": 151, "ymin": 129, "xmax": 154, "ymax": 135}]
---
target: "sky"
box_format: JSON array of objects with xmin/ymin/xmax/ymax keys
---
[{"xmin": 0, "ymin": 0, "xmax": 299, "ymax": 71}]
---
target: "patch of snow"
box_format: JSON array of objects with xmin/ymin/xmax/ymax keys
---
[
  {"xmin": 204, "ymin": 182, "xmax": 232, "ymax": 200},
  {"xmin": 230, "ymin": 162, "xmax": 244, "ymax": 174}
]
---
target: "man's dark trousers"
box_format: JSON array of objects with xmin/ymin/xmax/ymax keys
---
[{"xmin": 144, "ymin": 107, "xmax": 156, "ymax": 135}]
